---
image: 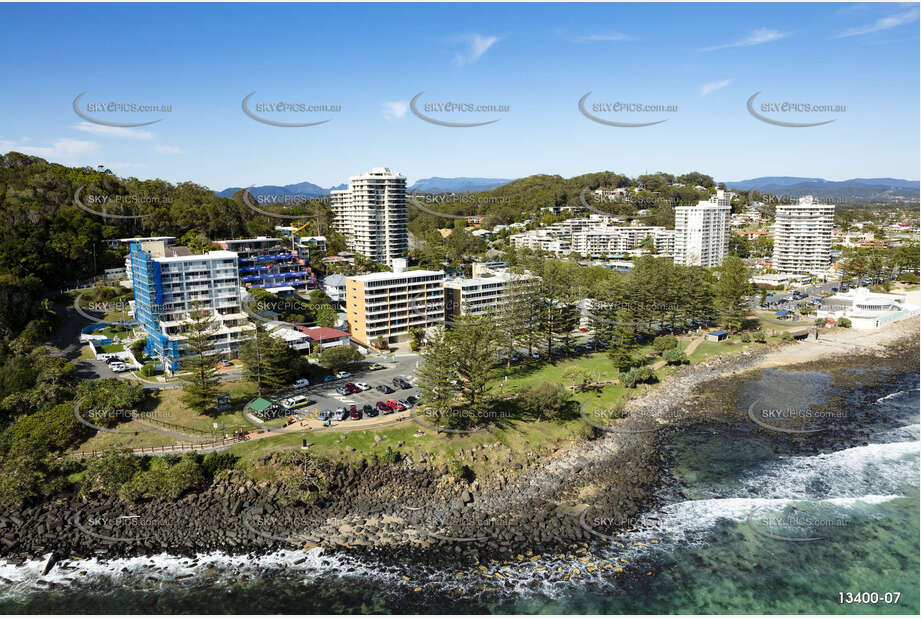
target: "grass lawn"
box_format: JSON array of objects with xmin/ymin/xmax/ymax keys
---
[
  {"xmin": 98, "ymin": 343, "xmax": 125, "ymax": 353},
  {"xmin": 229, "ymin": 415, "xmax": 593, "ymax": 482},
  {"xmin": 78, "ymin": 345, "xmax": 95, "ymax": 360}
]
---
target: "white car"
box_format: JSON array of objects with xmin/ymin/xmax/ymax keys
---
[
  {"xmin": 355, "ymin": 382, "xmax": 371, "ymax": 391},
  {"xmin": 292, "ymin": 378, "xmax": 310, "ymax": 389},
  {"xmin": 335, "ymin": 371, "xmax": 352, "ymax": 379},
  {"xmin": 110, "ymin": 363, "xmax": 129, "ymax": 373}
]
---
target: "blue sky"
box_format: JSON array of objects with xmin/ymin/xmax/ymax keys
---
[{"xmin": 0, "ymin": 2, "xmax": 918, "ymax": 189}]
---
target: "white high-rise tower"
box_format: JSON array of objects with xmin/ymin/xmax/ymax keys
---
[
  {"xmin": 330, "ymin": 167, "xmax": 408, "ymax": 265},
  {"xmin": 673, "ymin": 189, "xmax": 731, "ymax": 267}
]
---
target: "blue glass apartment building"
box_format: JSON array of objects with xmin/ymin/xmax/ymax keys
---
[{"xmin": 129, "ymin": 240, "xmax": 255, "ymax": 373}]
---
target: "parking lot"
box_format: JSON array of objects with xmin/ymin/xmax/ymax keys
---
[{"xmin": 258, "ymin": 357, "xmax": 423, "ymax": 428}]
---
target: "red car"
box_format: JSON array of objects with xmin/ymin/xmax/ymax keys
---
[
  {"xmin": 376, "ymin": 401, "xmax": 392, "ymax": 414},
  {"xmin": 344, "ymin": 383, "xmax": 361, "ymax": 394},
  {"xmin": 385, "ymin": 399, "xmax": 405, "ymax": 411},
  {"xmin": 349, "ymin": 407, "xmax": 362, "ymax": 420}
]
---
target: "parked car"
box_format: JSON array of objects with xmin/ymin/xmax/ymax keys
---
[
  {"xmin": 355, "ymin": 382, "xmax": 371, "ymax": 391},
  {"xmin": 321, "ymin": 375, "xmax": 336, "ymax": 383},
  {"xmin": 219, "ymin": 360, "xmax": 233, "ymax": 367},
  {"xmin": 397, "ymin": 399, "xmax": 412, "ymax": 409},
  {"xmin": 333, "ymin": 408, "xmax": 347, "ymax": 421},
  {"xmin": 335, "ymin": 371, "xmax": 352, "ymax": 379},
  {"xmin": 392, "ymin": 377, "xmax": 412, "ymax": 389},
  {"xmin": 335, "ymin": 386, "xmax": 350, "ymax": 395},
  {"xmin": 376, "ymin": 401, "xmax": 392, "ymax": 414},
  {"xmin": 292, "ymin": 378, "xmax": 310, "ymax": 388},
  {"xmin": 349, "ymin": 408, "xmax": 362, "ymax": 420},
  {"xmin": 406, "ymin": 395, "xmax": 418, "ymax": 405},
  {"xmin": 376, "ymin": 384, "xmax": 394, "ymax": 394},
  {"xmin": 362, "ymin": 404, "xmax": 377, "ymax": 418},
  {"xmin": 367, "ymin": 363, "xmax": 385, "ymax": 370},
  {"xmin": 385, "ymin": 399, "xmax": 405, "ymax": 411},
  {"xmin": 344, "ymin": 383, "xmax": 361, "ymax": 393},
  {"xmin": 110, "ymin": 363, "xmax": 129, "ymax": 373},
  {"xmin": 317, "ymin": 409, "xmax": 331, "ymax": 421}
]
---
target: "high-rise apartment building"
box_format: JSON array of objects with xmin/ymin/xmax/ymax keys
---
[
  {"xmin": 772, "ymin": 196, "xmax": 835, "ymax": 274},
  {"xmin": 330, "ymin": 167, "xmax": 408, "ymax": 265},
  {"xmin": 130, "ymin": 240, "xmax": 255, "ymax": 373},
  {"xmin": 673, "ymin": 189, "xmax": 731, "ymax": 267}
]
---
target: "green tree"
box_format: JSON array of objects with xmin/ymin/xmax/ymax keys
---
[
  {"xmin": 314, "ymin": 304, "xmax": 338, "ymax": 328},
  {"xmin": 714, "ymin": 256, "xmax": 751, "ymax": 333},
  {"xmin": 239, "ymin": 326, "xmax": 297, "ymax": 395},
  {"xmin": 318, "ymin": 345, "xmax": 362, "ymax": 371},
  {"xmin": 607, "ymin": 309, "xmax": 637, "ymax": 372},
  {"xmin": 180, "ymin": 304, "xmax": 221, "ymax": 414}
]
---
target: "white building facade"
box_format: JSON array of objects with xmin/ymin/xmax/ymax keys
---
[
  {"xmin": 673, "ymin": 190, "xmax": 731, "ymax": 267},
  {"xmin": 772, "ymin": 196, "xmax": 835, "ymax": 274}
]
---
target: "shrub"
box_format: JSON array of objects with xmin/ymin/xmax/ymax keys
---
[
  {"xmin": 740, "ymin": 333, "xmax": 751, "ymax": 343},
  {"xmin": 448, "ymin": 461, "xmax": 475, "ymax": 483},
  {"xmin": 201, "ymin": 451, "xmax": 237, "ymax": 476},
  {"xmin": 652, "ymin": 335, "xmax": 678, "ymax": 354},
  {"xmin": 837, "ymin": 317, "xmax": 852, "ymax": 328},
  {"xmin": 140, "ymin": 362, "xmax": 158, "ymax": 377},
  {"xmin": 118, "ymin": 454, "xmax": 206, "ymax": 502},
  {"xmin": 781, "ymin": 332, "xmax": 793, "ymax": 341},
  {"xmin": 662, "ymin": 348, "xmax": 688, "ymax": 365},
  {"xmin": 619, "ymin": 366, "xmax": 657, "ymax": 388},
  {"xmin": 753, "ymin": 331, "xmax": 766, "ymax": 343}
]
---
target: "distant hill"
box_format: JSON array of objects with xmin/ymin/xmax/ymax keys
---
[
  {"xmin": 216, "ymin": 177, "xmax": 513, "ymax": 198},
  {"xmin": 725, "ymin": 177, "xmax": 919, "ymax": 202},
  {"xmin": 214, "ymin": 181, "xmax": 330, "ymax": 200},
  {"xmin": 408, "ymin": 177, "xmax": 513, "ymax": 193}
]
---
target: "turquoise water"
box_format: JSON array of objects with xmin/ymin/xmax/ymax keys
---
[{"xmin": 1, "ymin": 372, "xmax": 918, "ymax": 614}]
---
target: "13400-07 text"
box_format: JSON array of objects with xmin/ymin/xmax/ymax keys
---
[{"xmin": 838, "ymin": 592, "xmax": 901, "ymax": 605}]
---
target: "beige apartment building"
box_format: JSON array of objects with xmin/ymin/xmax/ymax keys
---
[{"xmin": 345, "ymin": 266, "xmax": 445, "ymax": 346}]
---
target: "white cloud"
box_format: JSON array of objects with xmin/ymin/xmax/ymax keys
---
[
  {"xmin": 382, "ymin": 101, "xmax": 408, "ymax": 120},
  {"xmin": 154, "ymin": 144, "xmax": 182, "ymax": 154},
  {"xmin": 72, "ymin": 122, "xmax": 153, "ymax": 140},
  {"xmin": 0, "ymin": 137, "xmax": 98, "ymax": 160},
  {"xmin": 700, "ymin": 79, "xmax": 733, "ymax": 96},
  {"xmin": 453, "ymin": 33, "xmax": 500, "ymax": 66},
  {"xmin": 700, "ymin": 28, "xmax": 789, "ymax": 52},
  {"xmin": 834, "ymin": 6, "xmax": 919, "ymax": 38},
  {"xmin": 568, "ymin": 32, "xmax": 634, "ymax": 43}
]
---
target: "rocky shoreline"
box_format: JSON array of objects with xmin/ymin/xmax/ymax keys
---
[{"xmin": 2, "ymin": 319, "xmax": 918, "ymax": 573}]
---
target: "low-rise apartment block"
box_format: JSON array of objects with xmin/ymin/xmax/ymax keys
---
[
  {"xmin": 215, "ymin": 236, "xmax": 318, "ymax": 289},
  {"xmin": 443, "ymin": 270, "xmax": 537, "ymax": 319},
  {"xmin": 344, "ymin": 267, "xmax": 445, "ymax": 346}
]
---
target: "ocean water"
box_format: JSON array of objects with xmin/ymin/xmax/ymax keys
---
[{"xmin": 1, "ymin": 370, "xmax": 918, "ymax": 614}]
